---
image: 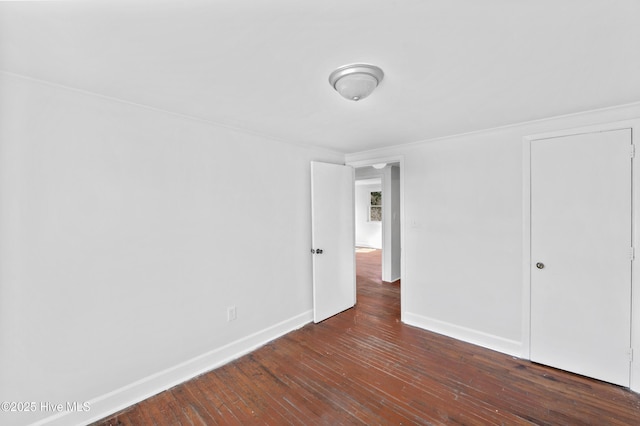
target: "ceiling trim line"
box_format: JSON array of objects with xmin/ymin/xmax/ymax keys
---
[
  {"xmin": 346, "ymin": 100, "xmax": 640, "ymax": 158},
  {"xmin": 0, "ymin": 70, "xmax": 346, "ymax": 158}
]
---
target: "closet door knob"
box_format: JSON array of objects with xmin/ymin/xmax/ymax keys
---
[{"xmin": 536, "ymin": 262, "xmax": 545, "ymax": 269}]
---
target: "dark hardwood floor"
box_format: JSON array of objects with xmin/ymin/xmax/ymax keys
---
[{"xmin": 94, "ymin": 249, "xmax": 640, "ymax": 425}]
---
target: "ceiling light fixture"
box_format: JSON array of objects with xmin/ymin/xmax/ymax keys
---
[
  {"xmin": 328, "ymin": 63, "xmax": 384, "ymax": 101},
  {"xmin": 372, "ymin": 163, "xmax": 387, "ymax": 169}
]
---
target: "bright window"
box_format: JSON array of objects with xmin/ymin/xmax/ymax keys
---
[{"xmin": 369, "ymin": 191, "xmax": 382, "ymax": 221}]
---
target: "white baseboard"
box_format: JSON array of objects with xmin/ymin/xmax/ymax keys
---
[
  {"xmin": 403, "ymin": 312, "xmax": 522, "ymax": 358},
  {"xmin": 355, "ymin": 243, "xmax": 381, "ymax": 249},
  {"xmin": 34, "ymin": 310, "xmax": 313, "ymax": 426}
]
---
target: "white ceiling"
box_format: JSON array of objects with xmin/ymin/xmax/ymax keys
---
[{"xmin": 1, "ymin": 0, "xmax": 639, "ymax": 153}]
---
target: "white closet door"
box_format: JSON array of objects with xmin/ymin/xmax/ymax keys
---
[{"xmin": 530, "ymin": 129, "xmax": 632, "ymax": 386}]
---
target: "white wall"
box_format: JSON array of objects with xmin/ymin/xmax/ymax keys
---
[
  {"xmin": 355, "ymin": 181, "xmax": 382, "ymax": 248},
  {"xmin": 346, "ymin": 103, "xmax": 640, "ymax": 364},
  {"xmin": 0, "ymin": 72, "xmax": 344, "ymax": 426},
  {"xmin": 382, "ymin": 165, "xmax": 401, "ymax": 282}
]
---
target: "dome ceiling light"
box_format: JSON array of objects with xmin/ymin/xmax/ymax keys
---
[{"xmin": 328, "ymin": 63, "xmax": 384, "ymax": 101}]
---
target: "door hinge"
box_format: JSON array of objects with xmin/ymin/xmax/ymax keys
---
[
  {"xmin": 631, "ymin": 145, "xmax": 635, "ymax": 158},
  {"xmin": 630, "ymin": 247, "xmax": 635, "ymax": 261},
  {"xmin": 628, "ymin": 348, "xmax": 634, "ymax": 362}
]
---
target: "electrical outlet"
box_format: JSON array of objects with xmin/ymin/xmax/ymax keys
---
[{"xmin": 227, "ymin": 306, "xmax": 237, "ymax": 322}]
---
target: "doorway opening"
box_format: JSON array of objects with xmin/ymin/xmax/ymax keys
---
[{"xmin": 353, "ymin": 162, "xmax": 402, "ymax": 314}]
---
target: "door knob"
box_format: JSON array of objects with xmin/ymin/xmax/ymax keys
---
[
  {"xmin": 536, "ymin": 262, "xmax": 545, "ymax": 269},
  {"xmin": 311, "ymin": 248, "xmax": 324, "ymax": 254}
]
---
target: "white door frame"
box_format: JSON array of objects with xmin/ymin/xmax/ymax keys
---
[
  {"xmin": 522, "ymin": 119, "xmax": 640, "ymax": 391},
  {"xmin": 347, "ymin": 156, "xmax": 405, "ymax": 322}
]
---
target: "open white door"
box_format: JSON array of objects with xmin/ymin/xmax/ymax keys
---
[
  {"xmin": 530, "ymin": 129, "xmax": 632, "ymax": 386},
  {"xmin": 311, "ymin": 161, "xmax": 355, "ymax": 323}
]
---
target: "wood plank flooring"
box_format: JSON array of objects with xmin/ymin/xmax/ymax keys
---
[{"xmin": 94, "ymin": 249, "xmax": 640, "ymax": 425}]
